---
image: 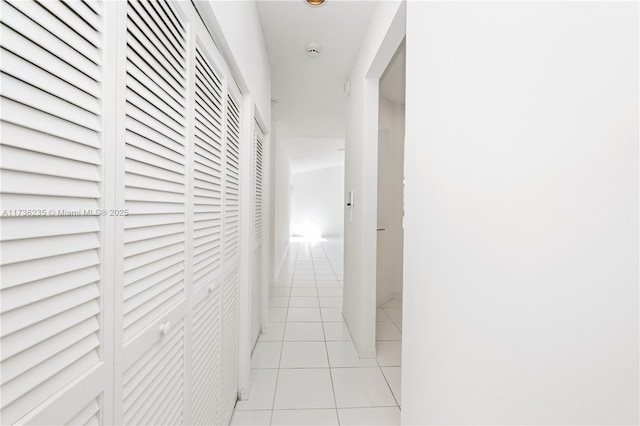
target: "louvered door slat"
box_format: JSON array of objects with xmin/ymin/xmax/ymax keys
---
[
  {"xmin": 62, "ymin": 0, "xmax": 101, "ymax": 31},
  {"xmin": 1, "ymin": 49, "xmax": 100, "ymax": 115},
  {"xmin": 151, "ymin": 1, "xmax": 184, "ymax": 45},
  {"xmin": 224, "ymin": 95, "xmax": 241, "ymax": 265},
  {"xmin": 6, "ymin": 1, "xmax": 101, "ymax": 65},
  {"xmin": 127, "ymin": 74, "xmax": 184, "ymax": 126},
  {"xmin": 127, "ymin": 2, "xmax": 183, "ymax": 76},
  {"xmin": 126, "ymin": 103, "xmax": 184, "ymax": 147},
  {"xmin": 126, "ymin": 52, "xmax": 184, "ymax": 113},
  {"xmin": 125, "ymin": 160, "xmax": 183, "ymax": 188},
  {"xmin": 0, "ymin": 74, "xmax": 100, "ymax": 132},
  {"xmin": 126, "ymin": 32, "xmax": 183, "ymax": 104},
  {"xmin": 220, "ymin": 268, "xmax": 239, "ymax": 423},
  {"xmin": 2, "ymin": 319, "xmax": 100, "ymax": 383},
  {"xmin": 36, "ymin": 1, "xmax": 101, "ymax": 47},
  {"xmin": 81, "ymin": 0, "xmax": 103, "ymax": 16},
  {"xmin": 191, "ymin": 288, "xmax": 221, "ymax": 425},
  {"xmin": 1, "ymin": 302, "xmax": 99, "ymax": 361},
  {"xmin": 195, "ymin": 107, "xmax": 223, "ymax": 143},
  {"xmin": 0, "ymin": 0, "xmax": 104, "ymax": 423},
  {"xmin": 124, "ymin": 212, "xmax": 184, "ymax": 229},
  {"xmin": 123, "ymin": 322, "xmax": 184, "ymax": 425},
  {"xmin": 0, "ymin": 268, "xmax": 100, "ymax": 313},
  {"xmin": 194, "ymin": 74, "xmax": 223, "ymax": 121},
  {"xmin": 195, "ymin": 130, "xmax": 223, "ymax": 163},
  {"xmin": 0, "ymin": 26, "xmax": 101, "ymax": 99},
  {"xmin": 1, "ymin": 351, "xmax": 99, "ymax": 424},
  {"xmin": 125, "ymin": 144, "xmax": 184, "ymax": 176},
  {"xmin": 1, "ymin": 99, "xmax": 101, "ymax": 149},
  {"xmin": 254, "ymin": 125, "xmax": 264, "ymax": 242},
  {"xmin": 1, "ymin": 145, "xmax": 100, "ymax": 182},
  {"xmin": 1, "ymin": 285, "xmax": 99, "ymax": 337},
  {"xmin": 66, "ymin": 397, "xmax": 101, "ymax": 426},
  {"xmin": 1, "ymin": 122, "xmax": 101, "ymax": 165},
  {"xmin": 192, "ymin": 46, "xmax": 223, "ymax": 290},
  {"xmin": 1, "ymin": 3, "xmax": 101, "ymax": 81},
  {"xmin": 1, "ymin": 249, "xmax": 100, "ymax": 291}
]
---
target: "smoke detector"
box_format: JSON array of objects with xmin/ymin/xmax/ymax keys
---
[{"xmin": 305, "ymin": 43, "xmax": 321, "ymax": 59}]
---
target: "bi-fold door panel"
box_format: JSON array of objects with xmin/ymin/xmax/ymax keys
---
[
  {"xmin": 189, "ymin": 40, "xmax": 226, "ymax": 426},
  {"xmin": 0, "ymin": 0, "xmax": 106, "ymax": 424},
  {"xmin": 192, "ymin": 45, "xmax": 224, "ymax": 291},
  {"xmin": 120, "ymin": 0, "xmax": 187, "ymax": 424},
  {"xmin": 250, "ymin": 124, "xmax": 265, "ymax": 347}
]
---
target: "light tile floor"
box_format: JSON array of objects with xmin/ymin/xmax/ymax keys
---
[{"xmin": 231, "ymin": 241, "xmax": 402, "ymax": 426}]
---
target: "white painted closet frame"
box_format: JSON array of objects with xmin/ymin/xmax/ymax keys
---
[{"xmin": 0, "ymin": 1, "xmax": 254, "ymax": 424}]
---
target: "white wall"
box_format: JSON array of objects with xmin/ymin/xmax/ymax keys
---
[
  {"xmin": 403, "ymin": 2, "xmax": 639, "ymax": 425},
  {"xmin": 344, "ymin": 0, "xmax": 405, "ymax": 358},
  {"xmin": 292, "ymin": 165, "xmax": 345, "ymax": 239},
  {"xmin": 376, "ymin": 95, "xmax": 404, "ymax": 306},
  {"xmin": 273, "ymin": 127, "xmax": 292, "ymax": 277}
]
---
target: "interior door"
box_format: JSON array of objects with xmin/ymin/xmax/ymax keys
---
[
  {"xmin": 119, "ymin": 1, "xmax": 188, "ymax": 424},
  {"xmin": 0, "ymin": 1, "xmax": 106, "ymax": 423}
]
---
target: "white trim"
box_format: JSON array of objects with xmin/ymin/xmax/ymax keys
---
[
  {"xmin": 101, "ymin": 3, "xmax": 118, "ymax": 423},
  {"xmin": 111, "ymin": 2, "xmax": 127, "ymax": 422}
]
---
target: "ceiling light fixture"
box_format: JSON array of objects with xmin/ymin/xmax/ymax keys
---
[{"xmin": 306, "ymin": 0, "xmax": 326, "ymax": 6}]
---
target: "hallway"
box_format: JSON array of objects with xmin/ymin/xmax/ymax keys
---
[
  {"xmin": 231, "ymin": 241, "xmax": 402, "ymax": 426},
  {"xmin": 0, "ymin": 0, "xmax": 637, "ymax": 424}
]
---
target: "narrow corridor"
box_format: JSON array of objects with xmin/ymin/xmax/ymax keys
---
[{"xmin": 231, "ymin": 241, "xmax": 402, "ymax": 426}]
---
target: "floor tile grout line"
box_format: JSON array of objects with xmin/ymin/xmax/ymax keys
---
[
  {"xmin": 377, "ymin": 358, "xmax": 401, "ymax": 408},
  {"xmin": 312, "ymin": 246, "xmax": 341, "ymax": 426},
  {"xmin": 382, "ymin": 306, "xmax": 403, "ymax": 334},
  {"xmin": 269, "ymin": 243, "xmax": 298, "ymax": 425}
]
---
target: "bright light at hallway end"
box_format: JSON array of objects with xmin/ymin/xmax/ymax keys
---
[{"xmin": 291, "ymin": 219, "xmax": 327, "ymax": 242}]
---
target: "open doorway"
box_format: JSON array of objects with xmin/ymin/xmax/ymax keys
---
[{"xmin": 375, "ymin": 40, "xmax": 405, "ymax": 406}]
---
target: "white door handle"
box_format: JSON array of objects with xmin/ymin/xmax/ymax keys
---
[{"xmin": 159, "ymin": 321, "xmax": 172, "ymax": 336}]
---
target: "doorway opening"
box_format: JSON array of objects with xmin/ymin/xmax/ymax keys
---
[{"xmin": 375, "ymin": 40, "xmax": 405, "ymax": 407}]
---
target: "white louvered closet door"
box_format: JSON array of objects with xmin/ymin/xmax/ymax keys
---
[
  {"xmin": 190, "ymin": 42, "xmax": 225, "ymax": 426},
  {"xmin": 119, "ymin": 1, "xmax": 188, "ymax": 424},
  {"xmin": 0, "ymin": 0, "xmax": 106, "ymax": 424},
  {"xmin": 221, "ymin": 91, "xmax": 242, "ymax": 424},
  {"xmin": 251, "ymin": 123, "xmax": 265, "ymax": 348}
]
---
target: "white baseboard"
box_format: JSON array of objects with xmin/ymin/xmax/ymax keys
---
[
  {"xmin": 377, "ymin": 293, "xmax": 403, "ymax": 308},
  {"xmin": 357, "ymin": 348, "xmax": 377, "ymax": 359},
  {"xmin": 238, "ymin": 384, "xmax": 252, "ymax": 401}
]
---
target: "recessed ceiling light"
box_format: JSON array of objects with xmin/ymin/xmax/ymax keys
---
[{"xmin": 306, "ymin": 0, "xmax": 326, "ymax": 6}]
